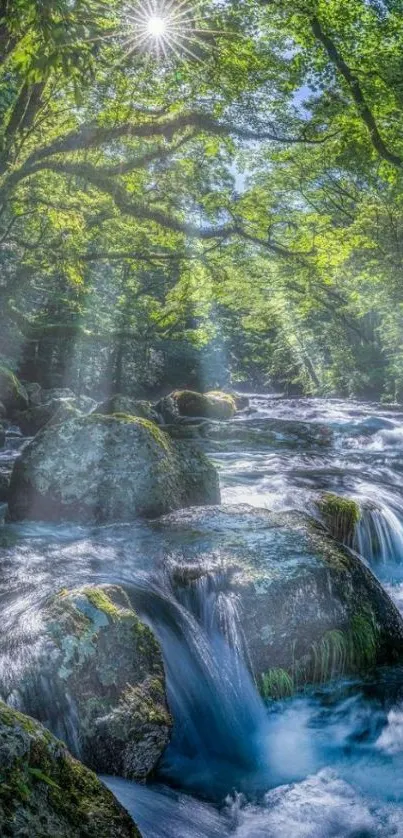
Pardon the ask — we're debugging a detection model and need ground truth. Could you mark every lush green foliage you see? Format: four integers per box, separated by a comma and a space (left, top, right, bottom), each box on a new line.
1, 0, 403, 397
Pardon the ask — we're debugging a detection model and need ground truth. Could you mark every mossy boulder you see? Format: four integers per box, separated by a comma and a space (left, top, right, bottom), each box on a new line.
316, 493, 361, 545
94, 395, 159, 424
155, 505, 403, 697
7, 414, 220, 522
20, 585, 171, 780
156, 390, 236, 423
0, 366, 28, 414
0, 701, 140, 837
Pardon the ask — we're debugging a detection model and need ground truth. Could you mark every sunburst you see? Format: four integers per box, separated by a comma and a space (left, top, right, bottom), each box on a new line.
120, 0, 220, 62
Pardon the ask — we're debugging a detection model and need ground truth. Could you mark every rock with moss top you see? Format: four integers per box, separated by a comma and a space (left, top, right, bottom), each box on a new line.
94, 395, 159, 424
7, 414, 220, 522
316, 492, 361, 544
0, 701, 140, 837
19, 585, 171, 780
156, 390, 236, 423
0, 366, 28, 414
156, 505, 403, 696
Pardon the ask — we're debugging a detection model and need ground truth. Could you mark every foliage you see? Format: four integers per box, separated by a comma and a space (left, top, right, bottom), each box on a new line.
1, 0, 403, 397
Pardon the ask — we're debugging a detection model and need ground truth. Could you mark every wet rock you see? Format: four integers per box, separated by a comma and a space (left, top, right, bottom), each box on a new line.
156, 390, 236, 423
156, 505, 403, 696
0, 701, 140, 837
94, 395, 159, 424
0, 366, 28, 414
21, 585, 171, 780
7, 414, 220, 522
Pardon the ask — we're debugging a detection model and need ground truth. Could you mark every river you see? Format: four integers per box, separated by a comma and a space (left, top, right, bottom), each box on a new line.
2, 395, 403, 837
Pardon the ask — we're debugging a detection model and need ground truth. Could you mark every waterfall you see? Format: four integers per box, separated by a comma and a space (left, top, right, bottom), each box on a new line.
133, 573, 271, 799
354, 496, 403, 567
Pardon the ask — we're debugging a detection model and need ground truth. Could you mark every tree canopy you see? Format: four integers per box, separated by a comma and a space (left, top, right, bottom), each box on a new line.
1, 0, 403, 398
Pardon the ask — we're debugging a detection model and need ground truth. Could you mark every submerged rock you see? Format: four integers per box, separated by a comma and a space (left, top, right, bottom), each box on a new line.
202, 417, 333, 450
0, 701, 140, 837
156, 505, 403, 697
21, 585, 171, 780
7, 414, 220, 522
156, 390, 236, 423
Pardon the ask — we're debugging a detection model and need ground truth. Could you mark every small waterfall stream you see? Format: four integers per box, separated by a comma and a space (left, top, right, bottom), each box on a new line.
4, 395, 403, 835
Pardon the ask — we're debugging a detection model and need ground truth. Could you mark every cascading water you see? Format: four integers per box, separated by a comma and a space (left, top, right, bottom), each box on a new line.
5, 395, 403, 835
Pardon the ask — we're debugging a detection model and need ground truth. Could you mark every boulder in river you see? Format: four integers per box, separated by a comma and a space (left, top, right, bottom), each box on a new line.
156, 390, 236, 423
7, 414, 220, 522
156, 505, 403, 697
22, 585, 171, 780
0, 701, 140, 837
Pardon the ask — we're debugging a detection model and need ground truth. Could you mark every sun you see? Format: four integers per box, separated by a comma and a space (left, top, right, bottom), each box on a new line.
146, 15, 167, 38
121, 0, 220, 62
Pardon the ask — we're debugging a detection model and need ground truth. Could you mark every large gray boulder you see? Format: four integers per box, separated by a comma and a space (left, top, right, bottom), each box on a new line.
156, 505, 403, 697
7, 415, 220, 522
0, 701, 140, 837
17, 585, 171, 780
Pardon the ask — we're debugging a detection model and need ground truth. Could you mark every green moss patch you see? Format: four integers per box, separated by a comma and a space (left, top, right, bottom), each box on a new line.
316, 492, 361, 544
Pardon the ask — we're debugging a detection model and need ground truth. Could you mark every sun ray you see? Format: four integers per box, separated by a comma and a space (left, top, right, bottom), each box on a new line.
120, 0, 221, 61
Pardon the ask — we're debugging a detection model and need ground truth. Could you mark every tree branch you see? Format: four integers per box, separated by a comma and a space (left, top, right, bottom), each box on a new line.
310, 16, 402, 168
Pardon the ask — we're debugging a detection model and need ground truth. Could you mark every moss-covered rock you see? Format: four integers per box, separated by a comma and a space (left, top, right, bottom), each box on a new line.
21, 585, 171, 780
0, 366, 28, 414
156, 505, 403, 696
316, 493, 361, 544
7, 414, 220, 522
0, 701, 140, 837
95, 395, 159, 424
156, 390, 236, 423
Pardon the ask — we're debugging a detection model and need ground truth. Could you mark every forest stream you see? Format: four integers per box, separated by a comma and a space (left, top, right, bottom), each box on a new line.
3, 395, 403, 837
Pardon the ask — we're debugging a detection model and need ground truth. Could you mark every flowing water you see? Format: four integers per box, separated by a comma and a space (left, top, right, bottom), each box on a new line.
3, 396, 403, 835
